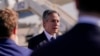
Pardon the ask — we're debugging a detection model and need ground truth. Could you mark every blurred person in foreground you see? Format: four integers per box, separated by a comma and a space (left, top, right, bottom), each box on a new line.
31, 0, 100, 56
0, 8, 32, 56
28, 9, 60, 50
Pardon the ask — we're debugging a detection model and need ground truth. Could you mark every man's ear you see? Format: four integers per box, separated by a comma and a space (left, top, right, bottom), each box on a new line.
13, 28, 17, 34
43, 20, 45, 27
75, 0, 79, 9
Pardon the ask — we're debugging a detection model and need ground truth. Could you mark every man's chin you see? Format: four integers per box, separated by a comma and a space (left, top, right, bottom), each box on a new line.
53, 31, 58, 33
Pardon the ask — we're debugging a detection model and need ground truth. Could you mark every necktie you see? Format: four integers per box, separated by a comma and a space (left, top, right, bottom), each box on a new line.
50, 37, 55, 41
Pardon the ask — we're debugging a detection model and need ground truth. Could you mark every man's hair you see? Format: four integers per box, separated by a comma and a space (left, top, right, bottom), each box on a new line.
42, 9, 59, 20
0, 8, 18, 37
78, 0, 100, 13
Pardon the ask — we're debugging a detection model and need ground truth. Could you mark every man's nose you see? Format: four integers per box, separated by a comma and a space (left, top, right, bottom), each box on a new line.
54, 22, 59, 26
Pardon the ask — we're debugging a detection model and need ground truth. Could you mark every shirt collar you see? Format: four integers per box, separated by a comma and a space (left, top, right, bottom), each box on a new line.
78, 15, 100, 27
44, 30, 56, 41
0, 38, 16, 45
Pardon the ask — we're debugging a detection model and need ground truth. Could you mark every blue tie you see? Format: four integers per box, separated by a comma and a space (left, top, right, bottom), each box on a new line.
50, 37, 55, 41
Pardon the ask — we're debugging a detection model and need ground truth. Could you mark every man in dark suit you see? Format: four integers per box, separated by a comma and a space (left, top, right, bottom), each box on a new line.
0, 8, 32, 56
31, 0, 100, 56
28, 9, 60, 50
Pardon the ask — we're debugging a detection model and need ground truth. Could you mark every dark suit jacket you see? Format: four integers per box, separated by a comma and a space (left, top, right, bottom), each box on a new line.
0, 38, 32, 56
28, 32, 49, 50
31, 23, 100, 56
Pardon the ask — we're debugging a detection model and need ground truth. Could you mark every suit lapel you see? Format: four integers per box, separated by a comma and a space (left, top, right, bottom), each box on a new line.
38, 32, 49, 47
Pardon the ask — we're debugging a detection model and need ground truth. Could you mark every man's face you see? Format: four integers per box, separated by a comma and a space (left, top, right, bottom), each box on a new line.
43, 13, 60, 35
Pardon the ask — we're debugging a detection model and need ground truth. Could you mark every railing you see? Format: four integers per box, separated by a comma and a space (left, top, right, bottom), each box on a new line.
43, 0, 76, 25
35, 0, 77, 26
29, 0, 77, 32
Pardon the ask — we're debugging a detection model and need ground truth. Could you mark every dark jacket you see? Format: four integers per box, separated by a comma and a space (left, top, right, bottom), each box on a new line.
31, 23, 100, 56
28, 32, 49, 50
